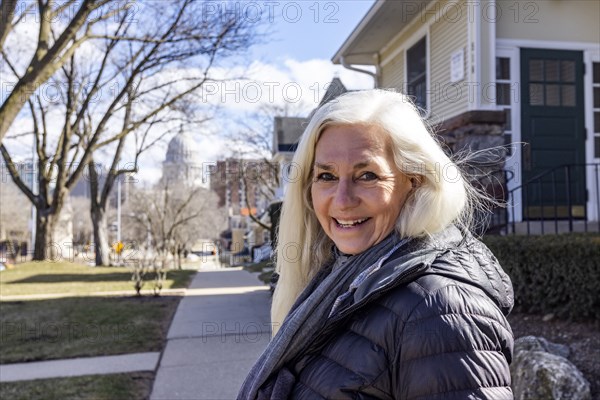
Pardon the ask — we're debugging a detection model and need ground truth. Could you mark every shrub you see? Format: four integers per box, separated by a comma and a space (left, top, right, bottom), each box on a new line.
483, 234, 600, 320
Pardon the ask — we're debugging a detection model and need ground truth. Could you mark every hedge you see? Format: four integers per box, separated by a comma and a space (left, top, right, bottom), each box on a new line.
483, 233, 600, 320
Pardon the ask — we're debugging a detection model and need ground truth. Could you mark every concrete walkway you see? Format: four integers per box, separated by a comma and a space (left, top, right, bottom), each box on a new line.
0, 352, 160, 382
150, 265, 271, 400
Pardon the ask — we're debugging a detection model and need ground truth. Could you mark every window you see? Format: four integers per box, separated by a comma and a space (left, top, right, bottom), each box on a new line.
594, 62, 600, 158
407, 37, 427, 112
528, 59, 576, 107
496, 57, 513, 154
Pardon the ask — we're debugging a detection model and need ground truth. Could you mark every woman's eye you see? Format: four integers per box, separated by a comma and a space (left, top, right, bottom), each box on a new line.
316, 172, 336, 181
358, 172, 378, 181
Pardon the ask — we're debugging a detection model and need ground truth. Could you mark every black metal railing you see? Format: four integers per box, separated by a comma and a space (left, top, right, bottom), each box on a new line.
484, 168, 514, 234
502, 163, 600, 235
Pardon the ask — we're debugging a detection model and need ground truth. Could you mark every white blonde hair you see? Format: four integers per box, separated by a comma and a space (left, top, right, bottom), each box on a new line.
271, 89, 478, 332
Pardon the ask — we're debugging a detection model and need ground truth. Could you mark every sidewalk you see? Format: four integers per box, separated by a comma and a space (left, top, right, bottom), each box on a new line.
0, 352, 160, 382
150, 265, 271, 400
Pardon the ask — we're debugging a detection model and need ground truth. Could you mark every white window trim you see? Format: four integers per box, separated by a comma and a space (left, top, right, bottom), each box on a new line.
585, 52, 600, 221
468, 0, 480, 109
403, 28, 430, 118
496, 38, 599, 52
496, 46, 522, 223
486, 0, 497, 110
585, 52, 600, 163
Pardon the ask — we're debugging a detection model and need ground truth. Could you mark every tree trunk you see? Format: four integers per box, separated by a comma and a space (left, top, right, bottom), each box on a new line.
33, 211, 59, 261
177, 246, 182, 270
91, 205, 111, 266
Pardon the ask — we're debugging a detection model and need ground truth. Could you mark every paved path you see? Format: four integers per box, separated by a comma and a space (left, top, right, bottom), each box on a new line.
0, 352, 160, 382
150, 265, 271, 400
0, 288, 187, 301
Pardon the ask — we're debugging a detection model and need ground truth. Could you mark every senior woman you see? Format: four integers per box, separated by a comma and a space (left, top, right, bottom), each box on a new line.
239, 89, 514, 399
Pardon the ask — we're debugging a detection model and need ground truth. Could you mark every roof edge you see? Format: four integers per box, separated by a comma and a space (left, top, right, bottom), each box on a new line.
331, 0, 384, 64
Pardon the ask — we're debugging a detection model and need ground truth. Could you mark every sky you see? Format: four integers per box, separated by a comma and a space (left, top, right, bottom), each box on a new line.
252, 1, 374, 62
133, 0, 378, 184
1, 1, 378, 186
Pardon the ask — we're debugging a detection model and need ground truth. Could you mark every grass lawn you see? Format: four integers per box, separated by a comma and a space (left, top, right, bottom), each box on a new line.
0, 372, 153, 400
0, 295, 180, 364
0, 261, 195, 364
0, 261, 194, 297
243, 260, 274, 285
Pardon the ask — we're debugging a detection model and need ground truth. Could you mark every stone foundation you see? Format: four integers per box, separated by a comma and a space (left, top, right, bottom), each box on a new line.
435, 110, 508, 233
435, 110, 506, 154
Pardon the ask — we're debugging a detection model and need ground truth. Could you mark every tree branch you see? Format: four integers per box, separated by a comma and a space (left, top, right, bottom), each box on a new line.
0, 144, 37, 204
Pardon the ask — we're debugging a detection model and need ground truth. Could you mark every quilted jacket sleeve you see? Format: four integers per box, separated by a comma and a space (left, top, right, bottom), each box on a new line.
392, 276, 514, 400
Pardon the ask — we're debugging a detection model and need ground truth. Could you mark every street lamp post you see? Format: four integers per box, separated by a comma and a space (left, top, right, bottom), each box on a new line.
116, 177, 122, 264
117, 177, 121, 244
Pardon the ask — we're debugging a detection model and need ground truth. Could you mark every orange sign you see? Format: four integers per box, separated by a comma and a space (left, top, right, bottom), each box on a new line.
240, 207, 257, 216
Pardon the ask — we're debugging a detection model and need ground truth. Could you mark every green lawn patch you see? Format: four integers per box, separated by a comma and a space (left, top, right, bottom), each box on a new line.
0, 261, 195, 297
243, 260, 274, 285
0, 295, 179, 364
0, 261, 196, 364
0, 371, 153, 400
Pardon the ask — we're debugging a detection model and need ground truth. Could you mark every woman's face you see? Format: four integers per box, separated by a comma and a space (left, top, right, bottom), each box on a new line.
310, 124, 413, 255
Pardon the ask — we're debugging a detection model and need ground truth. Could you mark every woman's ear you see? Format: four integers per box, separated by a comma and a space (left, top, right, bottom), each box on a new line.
410, 176, 422, 189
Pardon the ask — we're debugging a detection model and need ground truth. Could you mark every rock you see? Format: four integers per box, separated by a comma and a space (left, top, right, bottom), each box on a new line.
542, 313, 555, 322
511, 337, 591, 400
515, 335, 571, 359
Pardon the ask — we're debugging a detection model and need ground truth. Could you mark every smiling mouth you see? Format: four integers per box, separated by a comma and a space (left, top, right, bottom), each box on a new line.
333, 217, 371, 228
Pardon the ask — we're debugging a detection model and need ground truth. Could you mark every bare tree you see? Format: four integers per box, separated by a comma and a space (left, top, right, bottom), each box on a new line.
129, 182, 225, 269
0, 0, 132, 143
229, 103, 303, 230
1, 0, 257, 261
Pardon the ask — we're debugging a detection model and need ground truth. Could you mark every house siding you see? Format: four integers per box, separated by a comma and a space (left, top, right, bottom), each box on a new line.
380, 51, 404, 89
429, 0, 469, 120
496, 0, 599, 44
379, 0, 470, 120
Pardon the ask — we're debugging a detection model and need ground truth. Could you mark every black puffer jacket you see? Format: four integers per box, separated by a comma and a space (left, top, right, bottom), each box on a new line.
289, 226, 514, 399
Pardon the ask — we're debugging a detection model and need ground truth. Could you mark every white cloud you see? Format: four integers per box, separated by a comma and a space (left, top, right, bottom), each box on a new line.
196, 57, 375, 114
3, 56, 376, 186
123, 57, 376, 186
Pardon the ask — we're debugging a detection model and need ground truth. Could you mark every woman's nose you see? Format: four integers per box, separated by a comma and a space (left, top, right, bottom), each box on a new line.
334, 178, 359, 209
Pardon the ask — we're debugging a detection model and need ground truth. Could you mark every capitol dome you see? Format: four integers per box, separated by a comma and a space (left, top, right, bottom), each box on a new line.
165, 130, 198, 163
161, 129, 204, 187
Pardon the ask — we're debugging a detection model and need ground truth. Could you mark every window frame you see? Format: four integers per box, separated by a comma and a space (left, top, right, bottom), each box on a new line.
592, 61, 600, 159
495, 55, 515, 155
404, 33, 429, 115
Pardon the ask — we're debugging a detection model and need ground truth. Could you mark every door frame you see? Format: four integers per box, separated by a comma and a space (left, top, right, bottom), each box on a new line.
497, 38, 599, 222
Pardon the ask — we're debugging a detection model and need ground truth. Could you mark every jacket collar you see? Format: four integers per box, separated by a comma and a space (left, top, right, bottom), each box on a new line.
350, 225, 514, 316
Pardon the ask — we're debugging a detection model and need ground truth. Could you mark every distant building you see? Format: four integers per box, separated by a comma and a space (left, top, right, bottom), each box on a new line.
272, 77, 352, 201
161, 129, 205, 188
70, 163, 134, 210
0, 158, 32, 243
210, 158, 276, 219
210, 158, 276, 251
272, 116, 306, 200
0, 158, 37, 192
71, 165, 106, 198
318, 76, 349, 106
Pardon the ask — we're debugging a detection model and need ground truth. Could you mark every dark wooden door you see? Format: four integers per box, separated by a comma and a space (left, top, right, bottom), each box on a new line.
520, 48, 586, 219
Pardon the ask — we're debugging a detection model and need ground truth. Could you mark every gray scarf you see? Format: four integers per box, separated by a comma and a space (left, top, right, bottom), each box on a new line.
237, 233, 406, 400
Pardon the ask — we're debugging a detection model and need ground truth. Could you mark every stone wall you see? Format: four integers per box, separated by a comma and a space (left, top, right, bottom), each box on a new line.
435, 110, 508, 233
